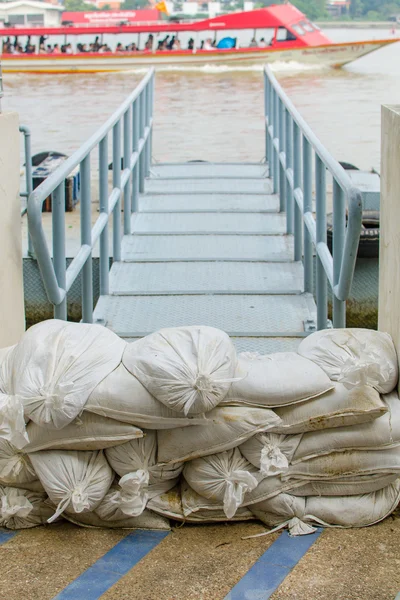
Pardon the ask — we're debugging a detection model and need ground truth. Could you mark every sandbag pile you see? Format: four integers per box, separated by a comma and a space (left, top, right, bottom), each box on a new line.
0, 321, 399, 537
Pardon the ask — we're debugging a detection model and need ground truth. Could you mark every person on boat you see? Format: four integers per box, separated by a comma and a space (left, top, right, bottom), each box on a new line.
259, 37, 266, 47
93, 36, 101, 51
249, 37, 258, 47
39, 43, 47, 55
188, 38, 194, 50
116, 43, 125, 53
65, 44, 73, 55
172, 38, 181, 50
52, 44, 61, 54
145, 34, 154, 50
203, 38, 214, 50
167, 35, 175, 50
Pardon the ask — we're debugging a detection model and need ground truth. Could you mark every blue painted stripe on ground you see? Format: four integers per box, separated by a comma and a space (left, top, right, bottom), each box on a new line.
224, 528, 323, 600
52, 530, 169, 600
0, 530, 17, 545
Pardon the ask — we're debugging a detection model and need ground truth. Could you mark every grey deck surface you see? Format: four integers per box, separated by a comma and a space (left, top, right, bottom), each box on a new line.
131, 212, 286, 234
139, 194, 278, 213
94, 162, 316, 348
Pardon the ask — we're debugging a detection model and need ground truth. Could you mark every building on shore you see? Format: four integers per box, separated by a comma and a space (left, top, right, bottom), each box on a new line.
0, 0, 63, 27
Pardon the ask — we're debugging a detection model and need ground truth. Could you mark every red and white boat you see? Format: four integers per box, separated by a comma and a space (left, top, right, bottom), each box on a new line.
0, 3, 397, 74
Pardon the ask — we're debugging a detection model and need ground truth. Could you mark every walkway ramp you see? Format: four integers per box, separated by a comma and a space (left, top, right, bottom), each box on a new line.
93, 162, 315, 353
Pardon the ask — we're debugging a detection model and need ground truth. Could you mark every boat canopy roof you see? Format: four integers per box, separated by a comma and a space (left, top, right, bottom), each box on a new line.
0, 3, 331, 45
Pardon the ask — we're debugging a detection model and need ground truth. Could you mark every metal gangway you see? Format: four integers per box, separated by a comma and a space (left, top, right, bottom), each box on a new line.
27, 67, 362, 351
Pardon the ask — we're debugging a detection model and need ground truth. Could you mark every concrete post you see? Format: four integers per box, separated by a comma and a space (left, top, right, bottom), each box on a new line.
379, 105, 400, 373
0, 112, 25, 346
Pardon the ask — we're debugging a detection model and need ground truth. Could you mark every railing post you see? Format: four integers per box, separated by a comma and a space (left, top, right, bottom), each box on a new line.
272, 88, 279, 195
52, 183, 67, 320
80, 154, 93, 323
268, 79, 273, 179
145, 83, 151, 177
278, 98, 286, 212
139, 91, 146, 193
123, 107, 132, 235
293, 122, 302, 262
303, 138, 313, 293
113, 119, 122, 262
132, 97, 140, 213
99, 135, 109, 296
315, 154, 327, 330
285, 108, 293, 234
332, 179, 346, 327
22, 128, 35, 258
264, 71, 268, 164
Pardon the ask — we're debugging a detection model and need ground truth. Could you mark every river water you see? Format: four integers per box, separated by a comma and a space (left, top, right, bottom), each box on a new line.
3, 28, 400, 170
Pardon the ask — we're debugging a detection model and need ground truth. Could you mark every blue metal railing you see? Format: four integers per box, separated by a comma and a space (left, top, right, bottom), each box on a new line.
27, 68, 154, 322
264, 66, 363, 329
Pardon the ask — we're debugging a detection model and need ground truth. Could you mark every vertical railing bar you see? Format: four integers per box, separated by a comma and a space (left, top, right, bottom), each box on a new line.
52, 183, 67, 320
22, 128, 35, 258
278, 98, 286, 213
139, 91, 146, 194
123, 107, 132, 235
285, 108, 293, 234
80, 154, 93, 323
315, 154, 327, 330
132, 97, 140, 213
145, 83, 151, 177
113, 120, 122, 262
303, 137, 313, 294
99, 135, 109, 296
268, 81, 274, 180
273, 88, 279, 195
293, 122, 302, 262
264, 71, 268, 164
332, 179, 346, 327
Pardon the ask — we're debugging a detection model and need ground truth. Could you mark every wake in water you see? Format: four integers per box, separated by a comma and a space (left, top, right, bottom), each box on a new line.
98, 61, 329, 76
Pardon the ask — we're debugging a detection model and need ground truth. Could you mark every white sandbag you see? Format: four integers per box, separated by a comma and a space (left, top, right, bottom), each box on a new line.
63, 496, 170, 530
29, 450, 113, 522
0, 393, 29, 449
292, 392, 400, 463
148, 484, 255, 523
222, 352, 333, 408
183, 449, 259, 518
157, 406, 281, 464
298, 328, 398, 394
0, 345, 16, 389
282, 447, 400, 482
105, 432, 183, 517
0, 439, 36, 486
240, 433, 303, 476
122, 326, 237, 415
86, 364, 210, 430
0, 320, 126, 435
24, 412, 143, 453
249, 479, 400, 535
0, 485, 54, 529
288, 474, 400, 496
269, 383, 386, 434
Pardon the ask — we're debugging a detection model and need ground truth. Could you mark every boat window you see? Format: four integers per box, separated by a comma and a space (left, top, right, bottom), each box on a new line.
291, 23, 305, 36
8, 14, 25, 26
300, 20, 315, 33
276, 27, 298, 42
26, 14, 44, 26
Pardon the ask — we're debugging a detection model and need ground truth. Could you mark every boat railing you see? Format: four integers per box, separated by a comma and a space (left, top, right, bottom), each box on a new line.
264, 65, 362, 329
27, 67, 154, 321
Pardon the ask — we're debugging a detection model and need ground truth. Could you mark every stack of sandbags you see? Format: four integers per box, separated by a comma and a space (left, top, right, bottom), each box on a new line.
0, 321, 399, 537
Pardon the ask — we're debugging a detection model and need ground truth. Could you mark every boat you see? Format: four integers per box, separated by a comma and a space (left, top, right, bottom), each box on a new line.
0, 3, 397, 73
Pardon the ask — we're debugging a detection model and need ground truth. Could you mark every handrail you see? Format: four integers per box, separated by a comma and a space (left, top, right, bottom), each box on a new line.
264, 65, 362, 329
27, 67, 155, 321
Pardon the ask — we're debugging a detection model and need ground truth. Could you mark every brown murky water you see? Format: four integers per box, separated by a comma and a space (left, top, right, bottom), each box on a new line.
3, 28, 400, 170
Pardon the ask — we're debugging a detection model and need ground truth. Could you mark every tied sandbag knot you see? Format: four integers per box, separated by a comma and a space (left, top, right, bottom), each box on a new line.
0, 394, 29, 449
260, 441, 289, 477
110, 470, 150, 517
1, 489, 33, 520
223, 470, 258, 519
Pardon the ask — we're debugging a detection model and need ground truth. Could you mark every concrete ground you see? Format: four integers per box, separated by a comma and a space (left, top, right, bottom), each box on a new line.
1, 507, 400, 600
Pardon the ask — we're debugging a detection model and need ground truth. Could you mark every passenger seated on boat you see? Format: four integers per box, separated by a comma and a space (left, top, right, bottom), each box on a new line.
203, 38, 214, 50
65, 44, 73, 54
249, 37, 257, 47
116, 43, 125, 53
145, 34, 154, 50
46, 44, 52, 53
172, 38, 181, 50
93, 36, 101, 51
188, 38, 194, 50
52, 44, 61, 54
259, 37, 267, 47
39, 43, 47, 54
167, 35, 176, 50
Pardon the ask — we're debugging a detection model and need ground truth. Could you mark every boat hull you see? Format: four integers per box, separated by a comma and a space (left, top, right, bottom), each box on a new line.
1, 39, 396, 73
